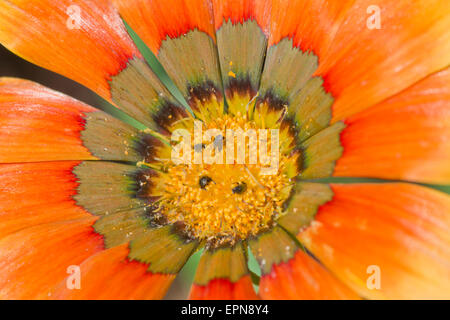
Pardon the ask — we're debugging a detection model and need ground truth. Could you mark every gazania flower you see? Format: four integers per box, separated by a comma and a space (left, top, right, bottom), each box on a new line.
0, 0, 449, 300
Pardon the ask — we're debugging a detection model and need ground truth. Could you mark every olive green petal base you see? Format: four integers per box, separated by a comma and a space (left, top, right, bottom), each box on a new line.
109, 57, 186, 131
249, 226, 298, 275
278, 182, 333, 236
158, 30, 223, 101
73, 161, 155, 248
300, 122, 346, 179
129, 224, 199, 274
216, 19, 267, 97
290, 77, 334, 142
259, 38, 318, 101
81, 111, 155, 162
194, 242, 249, 286
257, 37, 335, 150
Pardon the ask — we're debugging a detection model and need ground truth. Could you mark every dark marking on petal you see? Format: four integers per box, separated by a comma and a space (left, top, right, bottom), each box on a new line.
225, 74, 256, 100
127, 168, 158, 201
187, 80, 223, 110
134, 133, 165, 163
256, 88, 289, 112
151, 100, 189, 135
109, 57, 183, 131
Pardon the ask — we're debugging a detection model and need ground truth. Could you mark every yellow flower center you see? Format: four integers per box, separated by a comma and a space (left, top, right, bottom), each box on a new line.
150, 112, 298, 247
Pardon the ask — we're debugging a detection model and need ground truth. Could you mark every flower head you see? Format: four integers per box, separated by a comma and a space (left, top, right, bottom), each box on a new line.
0, 0, 449, 300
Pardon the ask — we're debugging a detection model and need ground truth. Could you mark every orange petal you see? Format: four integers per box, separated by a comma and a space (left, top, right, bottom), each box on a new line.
0, 161, 93, 238
0, 78, 147, 163
51, 243, 175, 300
0, 0, 141, 101
113, 0, 223, 99
0, 218, 103, 299
299, 183, 450, 299
190, 276, 258, 300
315, 0, 450, 121
0, 78, 94, 162
260, 250, 359, 300
335, 68, 450, 184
